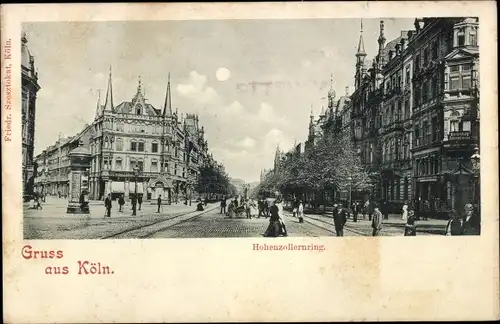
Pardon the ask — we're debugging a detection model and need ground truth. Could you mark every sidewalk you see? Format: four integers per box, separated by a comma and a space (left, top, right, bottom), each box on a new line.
24, 199, 198, 219
24, 202, 219, 240
284, 209, 448, 236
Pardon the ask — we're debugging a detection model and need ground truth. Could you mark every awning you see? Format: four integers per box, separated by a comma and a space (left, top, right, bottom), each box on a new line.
416, 176, 439, 183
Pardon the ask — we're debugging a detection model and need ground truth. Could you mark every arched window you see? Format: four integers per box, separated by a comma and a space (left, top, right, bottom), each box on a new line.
115, 158, 122, 171
116, 138, 123, 151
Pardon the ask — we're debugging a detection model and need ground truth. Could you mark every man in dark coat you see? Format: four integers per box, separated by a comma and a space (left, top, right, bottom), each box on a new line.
380, 200, 389, 220
104, 193, 112, 218
462, 203, 480, 235
118, 194, 125, 213
157, 195, 162, 213
371, 203, 383, 236
351, 201, 359, 222
131, 195, 137, 216
220, 197, 227, 214
138, 194, 143, 211
332, 203, 348, 237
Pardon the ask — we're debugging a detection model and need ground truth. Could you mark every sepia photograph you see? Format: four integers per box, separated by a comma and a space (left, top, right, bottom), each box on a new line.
22, 17, 481, 239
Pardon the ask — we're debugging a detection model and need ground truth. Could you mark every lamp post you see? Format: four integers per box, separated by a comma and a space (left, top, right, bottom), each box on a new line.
132, 163, 139, 216
347, 176, 353, 209
470, 145, 480, 210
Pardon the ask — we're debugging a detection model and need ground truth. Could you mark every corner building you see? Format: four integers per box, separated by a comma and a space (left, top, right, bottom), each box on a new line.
89, 70, 209, 202
21, 32, 41, 195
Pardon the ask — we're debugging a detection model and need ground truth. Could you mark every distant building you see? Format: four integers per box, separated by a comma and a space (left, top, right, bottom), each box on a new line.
21, 32, 41, 195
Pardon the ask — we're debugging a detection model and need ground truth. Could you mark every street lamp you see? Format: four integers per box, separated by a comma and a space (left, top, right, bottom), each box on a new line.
132, 163, 139, 216
347, 176, 353, 209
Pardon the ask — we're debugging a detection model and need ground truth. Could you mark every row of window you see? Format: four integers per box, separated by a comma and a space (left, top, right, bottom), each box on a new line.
92, 158, 187, 177
415, 155, 441, 177
383, 177, 410, 202
413, 117, 441, 147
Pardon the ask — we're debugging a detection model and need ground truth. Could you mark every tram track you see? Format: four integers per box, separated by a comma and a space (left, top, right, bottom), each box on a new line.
283, 211, 369, 236
101, 205, 217, 239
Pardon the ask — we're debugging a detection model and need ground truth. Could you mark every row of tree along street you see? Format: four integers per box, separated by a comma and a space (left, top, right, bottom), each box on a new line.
255, 132, 373, 211
196, 159, 238, 201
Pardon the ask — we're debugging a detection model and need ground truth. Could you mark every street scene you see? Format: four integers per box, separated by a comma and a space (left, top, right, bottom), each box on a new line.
22, 17, 480, 239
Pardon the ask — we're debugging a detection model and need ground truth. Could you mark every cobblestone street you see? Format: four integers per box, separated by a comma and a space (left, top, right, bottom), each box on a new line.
150, 208, 335, 238
23, 197, 217, 239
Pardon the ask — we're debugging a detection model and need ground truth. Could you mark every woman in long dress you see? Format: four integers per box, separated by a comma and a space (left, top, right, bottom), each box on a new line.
263, 202, 281, 237
401, 201, 408, 222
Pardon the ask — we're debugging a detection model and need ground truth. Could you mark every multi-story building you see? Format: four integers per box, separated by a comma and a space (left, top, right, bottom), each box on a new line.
408, 17, 480, 214
88, 70, 209, 202
348, 17, 480, 215
441, 17, 480, 210
33, 128, 93, 197
34, 70, 211, 203
21, 32, 41, 196
379, 29, 412, 210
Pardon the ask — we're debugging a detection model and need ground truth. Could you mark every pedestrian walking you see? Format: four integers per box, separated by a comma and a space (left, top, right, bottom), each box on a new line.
276, 199, 288, 236
228, 200, 234, 218
138, 194, 143, 211
404, 210, 417, 236
263, 201, 281, 237
104, 193, 112, 218
157, 195, 162, 213
298, 200, 304, 223
220, 197, 227, 214
381, 200, 389, 220
118, 194, 125, 213
462, 203, 480, 235
263, 199, 270, 218
204, 196, 208, 206
258, 199, 264, 218
415, 197, 422, 221
371, 203, 383, 236
364, 199, 373, 221
245, 200, 252, 219
445, 209, 463, 236
332, 203, 348, 237
35, 194, 43, 210
131, 195, 137, 216
351, 201, 359, 222
401, 201, 408, 222
422, 200, 429, 221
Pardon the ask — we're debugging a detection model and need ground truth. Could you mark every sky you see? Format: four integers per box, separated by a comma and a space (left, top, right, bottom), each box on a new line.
25, 18, 414, 183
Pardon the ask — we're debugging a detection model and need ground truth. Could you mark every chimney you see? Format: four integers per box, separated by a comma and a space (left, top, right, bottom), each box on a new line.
400, 38, 406, 51
389, 50, 394, 60
408, 30, 413, 40
395, 44, 401, 56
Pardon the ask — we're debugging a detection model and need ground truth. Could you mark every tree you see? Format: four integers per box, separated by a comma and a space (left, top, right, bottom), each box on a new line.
196, 160, 232, 197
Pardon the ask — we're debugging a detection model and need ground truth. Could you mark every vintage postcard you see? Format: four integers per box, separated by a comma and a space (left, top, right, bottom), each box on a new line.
2, 2, 499, 323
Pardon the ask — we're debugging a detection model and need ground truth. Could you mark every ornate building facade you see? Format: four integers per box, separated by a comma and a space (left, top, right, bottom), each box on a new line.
88, 70, 209, 202
35, 70, 212, 203
21, 32, 41, 195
